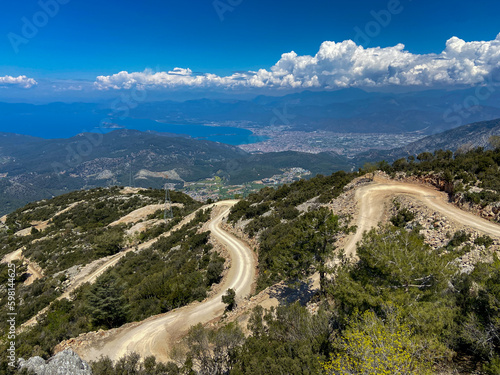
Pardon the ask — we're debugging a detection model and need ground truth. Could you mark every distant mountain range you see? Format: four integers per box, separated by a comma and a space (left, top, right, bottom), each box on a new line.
2, 103, 500, 215
2, 88, 500, 139
358, 118, 500, 163
128, 87, 500, 134
0, 129, 349, 214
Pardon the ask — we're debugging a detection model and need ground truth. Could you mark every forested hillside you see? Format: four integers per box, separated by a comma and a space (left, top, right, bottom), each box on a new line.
0, 187, 229, 371
0, 129, 350, 215
176, 146, 500, 374
379, 142, 500, 213
228, 171, 355, 291
6, 146, 500, 374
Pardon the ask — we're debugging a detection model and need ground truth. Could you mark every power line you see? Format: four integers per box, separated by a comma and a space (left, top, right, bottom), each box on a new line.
164, 183, 173, 220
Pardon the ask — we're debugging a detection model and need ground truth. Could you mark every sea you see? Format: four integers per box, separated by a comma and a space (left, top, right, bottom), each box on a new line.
1, 112, 268, 146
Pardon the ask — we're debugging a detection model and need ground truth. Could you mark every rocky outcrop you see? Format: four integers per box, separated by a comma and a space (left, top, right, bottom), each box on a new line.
18, 349, 92, 374
391, 171, 453, 193
54, 328, 122, 357
449, 192, 500, 221
390, 195, 498, 273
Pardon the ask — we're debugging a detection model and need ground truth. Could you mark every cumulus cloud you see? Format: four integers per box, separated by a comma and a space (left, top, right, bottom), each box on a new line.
95, 34, 500, 90
0, 75, 37, 89
94, 67, 257, 90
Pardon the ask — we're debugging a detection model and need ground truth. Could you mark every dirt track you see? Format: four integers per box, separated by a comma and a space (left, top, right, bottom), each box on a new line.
79, 200, 255, 362
69, 177, 500, 362
13, 201, 82, 237
1, 248, 44, 286
345, 176, 500, 257
19, 202, 218, 331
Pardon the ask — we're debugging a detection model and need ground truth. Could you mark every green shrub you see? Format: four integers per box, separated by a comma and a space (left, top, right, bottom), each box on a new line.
390, 208, 415, 228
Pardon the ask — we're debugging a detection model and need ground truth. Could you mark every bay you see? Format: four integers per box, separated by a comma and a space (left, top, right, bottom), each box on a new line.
1, 112, 267, 145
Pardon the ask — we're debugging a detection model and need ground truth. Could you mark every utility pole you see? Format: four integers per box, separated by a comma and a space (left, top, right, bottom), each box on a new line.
164, 182, 173, 220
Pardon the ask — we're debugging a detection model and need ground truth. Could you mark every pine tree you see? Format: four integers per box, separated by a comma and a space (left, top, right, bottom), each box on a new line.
86, 273, 128, 328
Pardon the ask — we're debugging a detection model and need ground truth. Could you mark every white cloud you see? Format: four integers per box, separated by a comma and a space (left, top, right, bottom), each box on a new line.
94, 68, 258, 90
95, 34, 500, 90
0, 75, 37, 89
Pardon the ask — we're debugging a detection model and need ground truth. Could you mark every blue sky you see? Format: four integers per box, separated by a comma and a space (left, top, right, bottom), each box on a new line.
1, 0, 500, 101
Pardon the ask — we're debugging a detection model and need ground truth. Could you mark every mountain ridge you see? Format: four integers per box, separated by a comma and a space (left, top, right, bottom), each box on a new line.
358, 118, 500, 163
3, 87, 500, 138
0, 129, 350, 215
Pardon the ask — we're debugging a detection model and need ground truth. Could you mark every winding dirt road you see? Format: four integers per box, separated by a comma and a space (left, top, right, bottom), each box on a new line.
71, 176, 500, 363
1, 248, 44, 286
345, 176, 500, 257
80, 200, 255, 363
20, 202, 221, 331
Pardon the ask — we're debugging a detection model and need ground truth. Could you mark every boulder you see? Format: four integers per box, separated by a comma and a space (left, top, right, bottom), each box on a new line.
18, 349, 92, 375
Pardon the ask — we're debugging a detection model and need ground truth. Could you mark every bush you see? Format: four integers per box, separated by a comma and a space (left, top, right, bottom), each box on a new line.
447, 230, 470, 248
390, 208, 415, 228
222, 288, 236, 311
475, 235, 494, 248
323, 308, 432, 375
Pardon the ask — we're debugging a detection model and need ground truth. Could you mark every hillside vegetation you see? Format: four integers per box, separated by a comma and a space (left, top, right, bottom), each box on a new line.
6, 146, 500, 374
0, 187, 230, 367
0, 129, 350, 215
381, 142, 500, 210
165, 146, 500, 374
228, 171, 355, 291
82, 223, 500, 374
